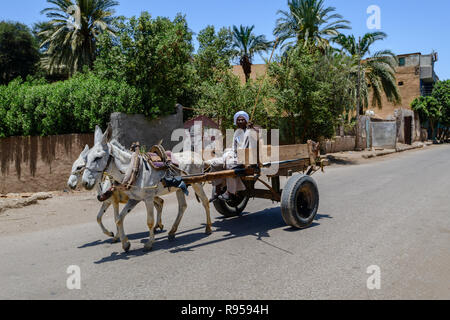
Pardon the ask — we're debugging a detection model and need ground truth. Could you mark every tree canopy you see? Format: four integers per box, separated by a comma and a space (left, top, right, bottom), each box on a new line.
0, 21, 40, 85
94, 12, 193, 118
269, 46, 353, 143
274, 0, 351, 51
333, 32, 401, 112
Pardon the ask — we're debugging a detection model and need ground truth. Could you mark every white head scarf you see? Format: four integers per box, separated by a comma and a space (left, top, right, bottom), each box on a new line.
234, 111, 250, 126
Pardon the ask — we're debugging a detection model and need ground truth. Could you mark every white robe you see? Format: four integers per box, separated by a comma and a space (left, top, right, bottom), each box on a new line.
208, 128, 254, 195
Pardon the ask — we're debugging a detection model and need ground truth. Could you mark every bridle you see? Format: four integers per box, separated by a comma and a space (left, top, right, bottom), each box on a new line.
93, 145, 160, 192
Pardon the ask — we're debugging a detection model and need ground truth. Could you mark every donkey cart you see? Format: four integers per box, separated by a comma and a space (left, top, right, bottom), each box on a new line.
181, 141, 328, 229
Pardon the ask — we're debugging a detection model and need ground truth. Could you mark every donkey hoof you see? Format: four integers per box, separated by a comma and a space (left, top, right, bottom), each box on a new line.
144, 244, 153, 252
154, 226, 164, 234
168, 234, 176, 242
108, 232, 115, 238
123, 242, 131, 253
205, 228, 213, 235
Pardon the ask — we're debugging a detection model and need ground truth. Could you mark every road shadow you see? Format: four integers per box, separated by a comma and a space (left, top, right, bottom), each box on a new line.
92, 207, 332, 264
79, 226, 203, 249
326, 155, 358, 166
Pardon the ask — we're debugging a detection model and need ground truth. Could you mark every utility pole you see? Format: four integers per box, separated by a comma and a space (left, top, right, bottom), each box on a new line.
355, 37, 362, 151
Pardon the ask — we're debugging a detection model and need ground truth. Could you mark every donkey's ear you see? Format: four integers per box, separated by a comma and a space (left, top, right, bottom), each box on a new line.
94, 125, 103, 145
81, 145, 90, 156
102, 124, 113, 144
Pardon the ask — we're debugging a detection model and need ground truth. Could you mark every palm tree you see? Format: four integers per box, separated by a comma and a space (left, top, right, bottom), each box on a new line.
231, 25, 272, 83
39, 0, 118, 76
333, 32, 401, 112
274, 0, 351, 52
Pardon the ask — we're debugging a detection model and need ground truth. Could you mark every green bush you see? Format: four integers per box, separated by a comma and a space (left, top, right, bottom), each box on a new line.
0, 73, 141, 137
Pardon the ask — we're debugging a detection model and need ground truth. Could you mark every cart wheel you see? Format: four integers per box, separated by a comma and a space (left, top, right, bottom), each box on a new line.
281, 174, 319, 229
213, 193, 249, 218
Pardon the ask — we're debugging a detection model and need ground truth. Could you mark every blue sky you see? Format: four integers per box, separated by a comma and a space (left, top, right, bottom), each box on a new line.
1, 0, 448, 79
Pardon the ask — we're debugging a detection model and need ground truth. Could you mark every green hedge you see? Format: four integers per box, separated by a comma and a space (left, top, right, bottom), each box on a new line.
0, 73, 142, 137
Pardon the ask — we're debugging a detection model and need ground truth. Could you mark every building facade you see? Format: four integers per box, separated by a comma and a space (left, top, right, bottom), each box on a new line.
366, 52, 439, 144
366, 52, 439, 119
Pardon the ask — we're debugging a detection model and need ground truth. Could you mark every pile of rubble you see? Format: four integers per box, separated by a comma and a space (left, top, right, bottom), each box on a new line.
0, 192, 54, 214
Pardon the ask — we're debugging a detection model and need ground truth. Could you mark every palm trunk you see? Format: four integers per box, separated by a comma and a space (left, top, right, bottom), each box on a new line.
430, 119, 436, 142
355, 40, 362, 149
241, 55, 252, 83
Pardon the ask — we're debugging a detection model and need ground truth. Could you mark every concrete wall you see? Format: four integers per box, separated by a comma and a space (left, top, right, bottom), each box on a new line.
0, 134, 94, 194
232, 64, 268, 84
370, 122, 397, 149
420, 55, 433, 67
356, 116, 370, 150
395, 108, 420, 143
110, 104, 184, 151
321, 136, 356, 154
402, 54, 420, 67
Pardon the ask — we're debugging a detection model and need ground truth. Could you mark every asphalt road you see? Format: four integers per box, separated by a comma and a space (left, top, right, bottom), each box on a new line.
0, 145, 449, 300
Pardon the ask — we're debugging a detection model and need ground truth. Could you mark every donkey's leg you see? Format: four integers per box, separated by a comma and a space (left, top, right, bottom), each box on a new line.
168, 190, 188, 241
153, 196, 164, 232
144, 197, 156, 252
116, 199, 140, 252
97, 202, 114, 238
192, 183, 213, 235
111, 199, 121, 243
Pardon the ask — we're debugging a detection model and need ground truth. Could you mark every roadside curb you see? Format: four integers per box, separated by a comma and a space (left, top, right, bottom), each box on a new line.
327, 141, 432, 164
362, 150, 397, 159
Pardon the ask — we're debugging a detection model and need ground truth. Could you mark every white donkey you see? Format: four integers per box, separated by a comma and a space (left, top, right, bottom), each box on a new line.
81, 126, 212, 252
67, 127, 164, 242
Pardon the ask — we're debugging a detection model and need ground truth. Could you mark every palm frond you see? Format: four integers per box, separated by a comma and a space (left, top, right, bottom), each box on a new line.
38, 0, 118, 76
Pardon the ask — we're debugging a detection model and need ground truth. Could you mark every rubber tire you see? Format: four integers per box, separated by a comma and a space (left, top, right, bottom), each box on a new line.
281, 174, 319, 229
213, 194, 250, 218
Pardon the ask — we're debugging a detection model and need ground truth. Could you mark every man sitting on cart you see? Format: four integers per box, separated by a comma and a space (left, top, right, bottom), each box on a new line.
208, 111, 257, 202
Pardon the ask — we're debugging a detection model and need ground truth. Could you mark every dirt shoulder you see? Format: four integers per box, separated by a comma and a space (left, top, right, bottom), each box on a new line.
0, 191, 100, 237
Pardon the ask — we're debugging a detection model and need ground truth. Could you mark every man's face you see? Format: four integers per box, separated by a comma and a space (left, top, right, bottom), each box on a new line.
237, 116, 247, 129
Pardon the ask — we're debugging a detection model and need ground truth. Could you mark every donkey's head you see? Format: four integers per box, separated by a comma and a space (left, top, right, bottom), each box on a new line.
67, 145, 90, 190
67, 126, 107, 190
82, 125, 112, 191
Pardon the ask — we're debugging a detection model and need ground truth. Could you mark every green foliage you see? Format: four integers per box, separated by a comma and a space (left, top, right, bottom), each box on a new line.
0, 73, 140, 137
411, 95, 441, 140
411, 96, 441, 125
269, 46, 351, 143
0, 21, 40, 85
194, 69, 276, 131
412, 81, 450, 141
94, 12, 194, 118
181, 25, 234, 112
194, 26, 234, 81
432, 80, 450, 127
